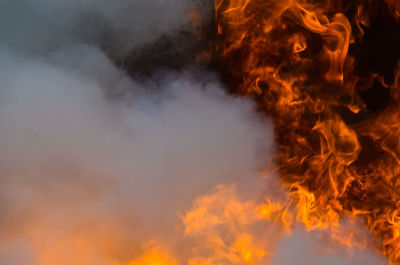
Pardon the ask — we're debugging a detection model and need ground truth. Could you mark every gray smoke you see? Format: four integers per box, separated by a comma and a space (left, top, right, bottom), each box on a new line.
0, 0, 389, 265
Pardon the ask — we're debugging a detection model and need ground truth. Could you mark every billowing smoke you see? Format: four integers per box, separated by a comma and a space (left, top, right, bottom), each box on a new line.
0, 0, 390, 264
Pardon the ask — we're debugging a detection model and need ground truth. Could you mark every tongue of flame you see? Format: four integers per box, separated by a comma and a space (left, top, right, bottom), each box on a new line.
215, 0, 400, 263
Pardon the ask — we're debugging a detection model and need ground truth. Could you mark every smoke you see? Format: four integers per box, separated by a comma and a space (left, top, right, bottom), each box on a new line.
273, 228, 387, 265
0, 1, 273, 263
0, 47, 274, 262
0, 0, 201, 57
0, 0, 390, 264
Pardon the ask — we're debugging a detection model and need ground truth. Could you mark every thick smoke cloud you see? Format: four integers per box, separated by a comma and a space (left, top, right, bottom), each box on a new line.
0, 1, 273, 263
0, 0, 389, 264
0, 46, 274, 263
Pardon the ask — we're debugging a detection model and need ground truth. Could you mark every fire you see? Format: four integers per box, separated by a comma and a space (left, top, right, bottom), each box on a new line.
182, 184, 287, 265
3, 0, 398, 264
215, 0, 400, 263
126, 244, 176, 265
18, 184, 289, 265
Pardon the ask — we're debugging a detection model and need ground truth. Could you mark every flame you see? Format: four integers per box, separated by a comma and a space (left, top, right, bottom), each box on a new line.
215, 0, 400, 263
126, 244, 176, 265
9, 182, 292, 265
182, 184, 288, 265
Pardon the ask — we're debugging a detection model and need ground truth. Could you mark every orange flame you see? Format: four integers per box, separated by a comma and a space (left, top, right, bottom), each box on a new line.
11, 183, 292, 265
182, 184, 288, 265
215, 0, 400, 263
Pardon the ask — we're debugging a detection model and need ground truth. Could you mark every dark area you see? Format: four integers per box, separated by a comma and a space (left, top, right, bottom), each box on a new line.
122, 30, 211, 76
121, 3, 217, 78
348, 0, 400, 114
